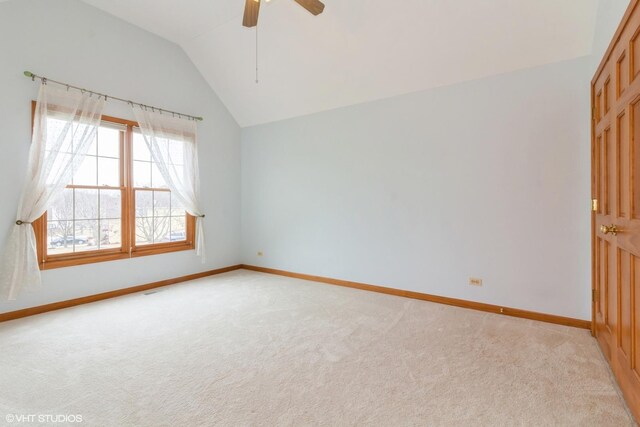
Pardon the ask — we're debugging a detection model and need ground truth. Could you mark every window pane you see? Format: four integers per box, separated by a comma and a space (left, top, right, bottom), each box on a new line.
73, 156, 97, 186
154, 139, 170, 160
133, 161, 151, 188
47, 220, 74, 254
135, 191, 153, 217
99, 219, 121, 250
45, 152, 73, 186
98, 157, 120, 187
99, 189, 121, 219
136, 218, 153, 245
74, 220, 98, 252
151, 163, 167, 188
154, 216, 170, 243
45, 118, 73, 153
168, 140, 184, 165
171, 163, 185, 179
170, 194, 186, 216
84, 135, 98, 157
170, 216, 186, 242
49, 188, 74, 221
97, 127, 120, 158
133, 132, 151, 161
154, 191, 171, 217
74, 189, 98, 220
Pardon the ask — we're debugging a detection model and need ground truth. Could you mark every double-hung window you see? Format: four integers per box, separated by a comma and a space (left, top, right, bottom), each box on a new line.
33, 108, 195, 270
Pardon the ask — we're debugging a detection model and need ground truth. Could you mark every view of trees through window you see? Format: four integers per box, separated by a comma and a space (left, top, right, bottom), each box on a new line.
132, 132, 187, 245
47, 188, 121, 254
47, 125, 123, 255
44, 121, 189, 257
134, 191, 187, 245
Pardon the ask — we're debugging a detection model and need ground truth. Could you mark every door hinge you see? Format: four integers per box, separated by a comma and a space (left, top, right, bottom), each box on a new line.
592, 199, 598, 212
592, 288, 597, 303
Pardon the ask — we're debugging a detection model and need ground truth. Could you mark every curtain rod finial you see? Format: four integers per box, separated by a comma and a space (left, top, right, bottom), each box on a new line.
23, 71, 34, 78
196, 117, 204, 122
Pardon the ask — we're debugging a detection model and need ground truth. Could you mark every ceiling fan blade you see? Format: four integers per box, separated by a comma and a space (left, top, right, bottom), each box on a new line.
243, 0, 260, 28
294, 0, 325, 16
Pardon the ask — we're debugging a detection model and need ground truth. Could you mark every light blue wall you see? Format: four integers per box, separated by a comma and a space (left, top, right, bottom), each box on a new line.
241, 57, 594, 319
0, 0, 241, 313
240, 0, 630, 322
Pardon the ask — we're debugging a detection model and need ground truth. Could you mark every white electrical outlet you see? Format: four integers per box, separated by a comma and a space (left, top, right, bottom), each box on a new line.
469, 277, 482, 286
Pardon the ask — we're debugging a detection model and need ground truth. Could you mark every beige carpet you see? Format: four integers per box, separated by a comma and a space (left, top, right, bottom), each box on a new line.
0, 270, 635, 426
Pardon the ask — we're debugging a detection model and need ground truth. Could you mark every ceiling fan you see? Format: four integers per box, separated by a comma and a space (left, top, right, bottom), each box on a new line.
243, 0, 325, 27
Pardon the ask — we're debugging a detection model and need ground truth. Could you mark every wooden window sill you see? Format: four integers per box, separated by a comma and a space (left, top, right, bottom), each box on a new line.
131, 241, 196, 258
40, 241, 195, 270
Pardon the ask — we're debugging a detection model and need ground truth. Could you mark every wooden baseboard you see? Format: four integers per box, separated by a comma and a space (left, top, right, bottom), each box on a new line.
0, 263, 591, 330
0, 265, 243, 323
241, 265, 592, 330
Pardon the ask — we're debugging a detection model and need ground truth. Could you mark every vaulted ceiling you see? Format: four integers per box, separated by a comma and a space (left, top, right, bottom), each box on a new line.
82, 0, 599, 127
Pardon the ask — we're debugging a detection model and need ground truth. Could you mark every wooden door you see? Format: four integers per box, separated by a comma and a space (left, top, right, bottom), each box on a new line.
592, 0, 640, 420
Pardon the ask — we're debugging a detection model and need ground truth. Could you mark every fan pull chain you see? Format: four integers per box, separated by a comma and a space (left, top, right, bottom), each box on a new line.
255, 24, 259, 84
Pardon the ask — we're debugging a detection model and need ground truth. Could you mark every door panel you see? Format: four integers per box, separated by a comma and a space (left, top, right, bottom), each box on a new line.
606, 128, 614, 215
593, 0, 640, 420
633, 100, 640, 218
617, 51, 629, 99
605, 78, 612, 114
596, 237, 603, 317
617, 110, 629, 218
634, 258, 640, 376
632, 28, 640, 80
617, 249, 631, 360
607, 240, 616, 335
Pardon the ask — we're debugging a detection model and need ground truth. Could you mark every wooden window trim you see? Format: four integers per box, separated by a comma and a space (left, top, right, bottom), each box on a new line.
31, 103, 195, 270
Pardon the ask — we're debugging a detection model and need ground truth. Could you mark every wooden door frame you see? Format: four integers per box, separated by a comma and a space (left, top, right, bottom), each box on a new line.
591, 78, 596, 337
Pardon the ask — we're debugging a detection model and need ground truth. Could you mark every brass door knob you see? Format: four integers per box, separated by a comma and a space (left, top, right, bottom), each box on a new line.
600, 224, 619, 235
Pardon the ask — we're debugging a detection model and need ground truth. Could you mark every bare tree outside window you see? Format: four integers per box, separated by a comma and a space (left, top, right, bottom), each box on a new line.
35, 115, 194, 269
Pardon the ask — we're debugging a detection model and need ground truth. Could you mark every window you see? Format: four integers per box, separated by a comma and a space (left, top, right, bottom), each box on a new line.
132, 131, 189, 246
33, 107, 195, 270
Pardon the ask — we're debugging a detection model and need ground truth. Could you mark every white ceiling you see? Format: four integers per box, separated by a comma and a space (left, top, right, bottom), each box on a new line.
82, 0, 599, 127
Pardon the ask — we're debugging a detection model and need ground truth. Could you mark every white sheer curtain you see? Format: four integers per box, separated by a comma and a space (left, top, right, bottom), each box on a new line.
132, 108, 205, 261
0, 84, 104, 300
